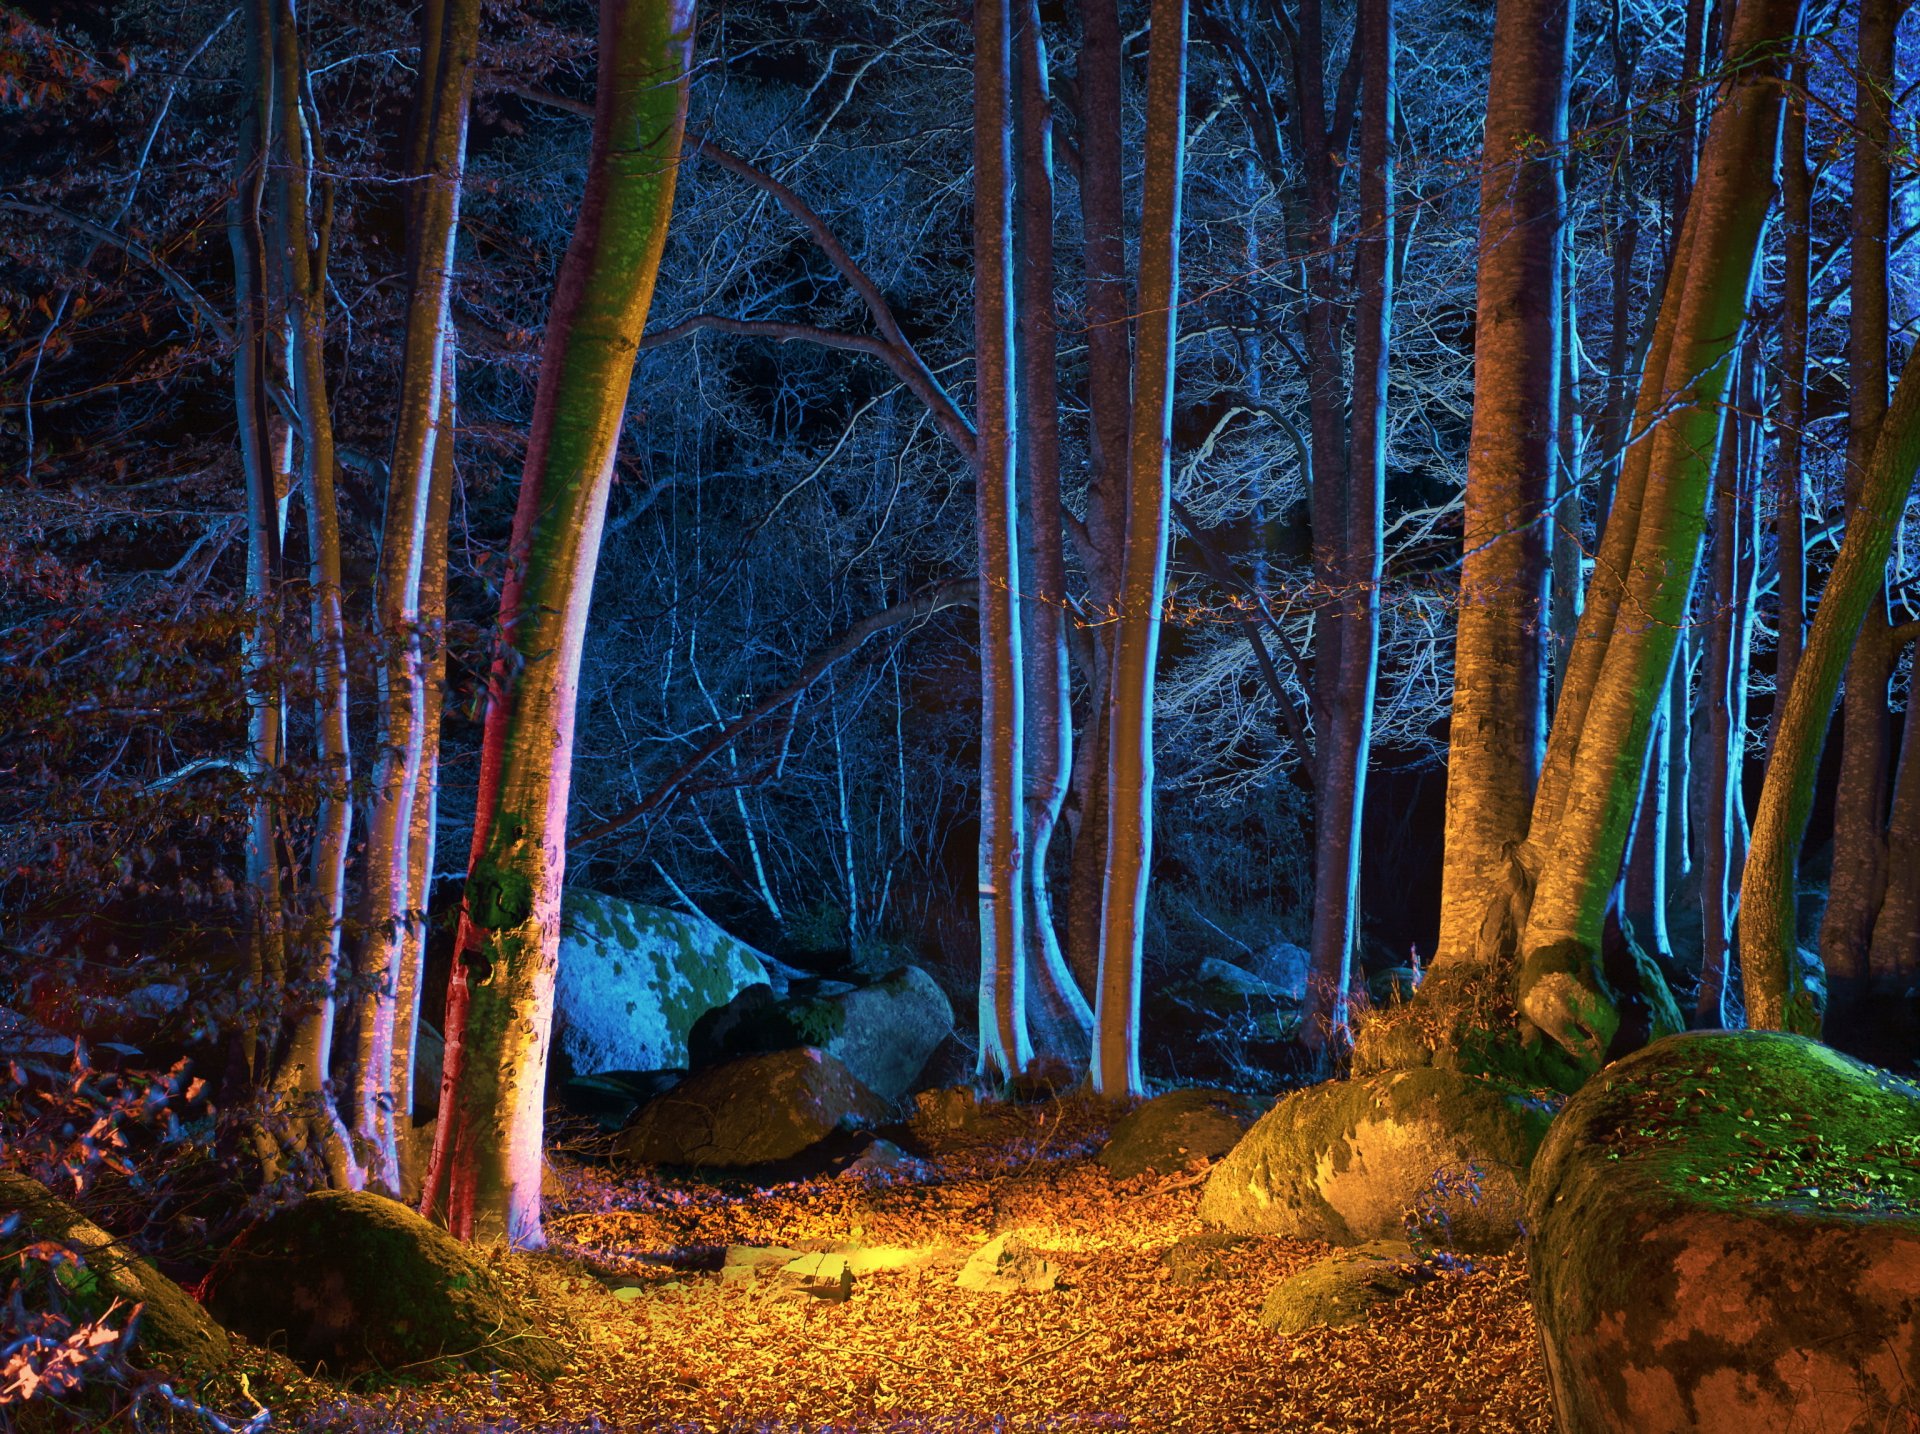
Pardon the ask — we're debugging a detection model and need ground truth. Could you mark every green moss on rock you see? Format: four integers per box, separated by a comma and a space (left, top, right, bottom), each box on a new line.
1528, 1031, 1920, 1432
1258, 1240, 1432, 1334
1198, 1068, 1559, 1251
204, 1191, 562, 1380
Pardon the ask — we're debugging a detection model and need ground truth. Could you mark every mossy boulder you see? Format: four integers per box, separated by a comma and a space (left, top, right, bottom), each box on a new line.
614, 1046, 887, 1167
1528, 1031, 1920, 1433
1198, 1068, 1558, 1251
1258, 1240, 1432, 1334
0, 1170, 230, 1373
204, 1190, 562, 1379
688, 966, 952, 1100
554, 890, 772, 1077
1099, 1088, 1265, 1180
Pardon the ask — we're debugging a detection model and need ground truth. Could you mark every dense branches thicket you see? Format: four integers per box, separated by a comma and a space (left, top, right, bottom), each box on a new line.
6, 0, 1920, 1423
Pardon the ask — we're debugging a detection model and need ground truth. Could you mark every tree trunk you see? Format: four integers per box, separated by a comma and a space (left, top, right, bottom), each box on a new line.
1770, 52, 1809, 744
1012, 0, 1092, 1061
355, 0, 480, 1196
972, 0, 1032, 1083
1304, 0, 1393, 1046
1822, 0, 1897, 1017
1434, 0, 1569, 969
421, 0, 695, 1246
1094, 0, 1187, 1098
1740, 348, 1920, 1031
1870, 636, 1920, 991
1517, 0, 1801, 1066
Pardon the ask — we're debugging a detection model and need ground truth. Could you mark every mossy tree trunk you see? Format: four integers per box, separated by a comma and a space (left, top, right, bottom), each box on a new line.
421, 0, 695, 1246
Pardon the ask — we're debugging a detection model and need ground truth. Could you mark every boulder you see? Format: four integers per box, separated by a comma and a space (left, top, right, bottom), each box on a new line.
1528, 1031, 1920, 1434
0, 1170, 230, 1373
1199, 1068, 1558, 1252
204, 1190, 561, 1378
1366, 966, 1422, 1008
613, 1047, 887, 1167
912, 1085, 987, 1137
1099, 1088, 1265, 1180
1247, 940, 1312, 1001
779, 1252, 853, 1302
555, 890, 773, 1077
956, 1233, 1058, 1293
688, 966, 953, 1101
1259, 1240, 1432, 1334
1193, 958, 1292, 1000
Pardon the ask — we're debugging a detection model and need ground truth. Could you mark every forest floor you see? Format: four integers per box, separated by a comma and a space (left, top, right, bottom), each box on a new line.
274, 1098, 1554, 1433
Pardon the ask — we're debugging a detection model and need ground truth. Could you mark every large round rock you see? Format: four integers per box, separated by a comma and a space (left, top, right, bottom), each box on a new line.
554, 890, 773, 1077
1528, 1031, 1920, 1433
1099, 1088, 1265, 1180
205, 1190, 561, 1378
1199, 1068, 1557, 1251
615, 1046, 887, 1167
0, 1170, 230, 1373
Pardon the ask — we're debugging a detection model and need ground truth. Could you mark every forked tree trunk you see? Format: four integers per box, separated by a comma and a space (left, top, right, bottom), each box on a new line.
973, 0, 1032, 1082
1433, 0, 1569, 973
1093, 0, 1187, 1098
421, 0, 695, 1245
1012, 0, 1092, 1060
1516, 0, 1801, 1065
1822, 0, 1897, 1017
355, 0, 480, 1195
1741, 345, 1920, 1031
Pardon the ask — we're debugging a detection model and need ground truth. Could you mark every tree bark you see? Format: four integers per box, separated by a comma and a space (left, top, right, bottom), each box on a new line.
1012, 0, 1092, 1060
1517, 0, 1801, 1066
1770, 52, 1809, 744
1094, 0, 1187, 1098
1434, 0, 1569, 970
421, 0, 695, 1246
1822, 0, 1897, 1016
356, 0, 481, 1196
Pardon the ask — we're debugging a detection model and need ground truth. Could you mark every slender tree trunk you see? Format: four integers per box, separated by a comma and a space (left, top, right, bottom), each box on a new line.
421, 0, 695, 1245
1623, 674, 1673, 961
1516, 0, 1801, 1065
1696, 359, 1745, 1028
1434, 0, 1569, 970
1012, 0, 1092, 1060
1094, 0, 1187, 1098
1771, 53, 1809, 745
1871, 637, 1920, 990
393, 338, 456, 1198
268, 0, 356, 1190
1304, 0, 1393, 1046
1741, 347, 1920, 1032
355, 0, 481, 1195
1061, 0, 1129, 1013
973, 0, 1032, 1082
229, 0, 285, 1081
1551, 250, 1584, 698
1822, 0, 1897, 1016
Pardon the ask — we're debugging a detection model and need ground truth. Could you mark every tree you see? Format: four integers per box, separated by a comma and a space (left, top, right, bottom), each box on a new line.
421, 0, 697, 1246
1093, 0, 1188, 1098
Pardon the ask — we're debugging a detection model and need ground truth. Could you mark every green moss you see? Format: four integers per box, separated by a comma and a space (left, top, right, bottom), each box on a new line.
1258, 1240, 1431, 1334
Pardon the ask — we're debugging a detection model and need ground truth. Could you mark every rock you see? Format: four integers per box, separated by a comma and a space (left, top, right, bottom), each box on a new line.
780, 1252, 853, 1302
1528, 1030, 1920, 1433
1099, 1088, 1265, 1180
614, 1047, 887, 1167
562, 1068, 686, 1129
1193, 959, 1292, 1000
912, 1085, 982, 1135
204, 1190, 561, 1378
1259, 1240, 1432, 1334
689, 966, 953, 1102
719, 1245, 804, 1286
1199, 1068, 1559, 1252
837, 1138, 925, 1182
1366, 967, 1422, 1008
555, 890, 773, 1077
956, 1233, 1059, 1293
1162, 1232, 1248, 1286
1247, 940, 1312, 1001
0, 1170, 230, 1373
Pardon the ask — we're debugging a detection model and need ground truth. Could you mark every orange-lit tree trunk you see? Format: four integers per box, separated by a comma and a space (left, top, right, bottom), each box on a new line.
1093, 0, 1186, 1098
1433, 0, 1569, 975
973, 0, 1032, 1082
1516, 0, 1800, 1066
355, 0, 481, 1195
1822, 0, 1897, 1019
1012, 0, 1092, 1061
421, 0, 695, 1246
